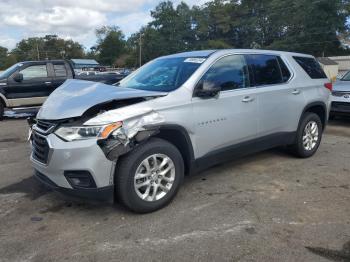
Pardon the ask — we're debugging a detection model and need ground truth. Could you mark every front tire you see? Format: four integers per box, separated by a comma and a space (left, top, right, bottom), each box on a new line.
291, 112, 323, 158
115, 138, 184, 213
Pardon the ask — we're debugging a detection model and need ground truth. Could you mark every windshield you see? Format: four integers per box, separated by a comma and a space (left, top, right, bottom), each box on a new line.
0, 63, 22, 78
341, 71, 350, 81
118, 57, 206, 92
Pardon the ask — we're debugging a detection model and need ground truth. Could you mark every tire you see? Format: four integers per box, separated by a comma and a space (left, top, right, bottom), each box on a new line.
291, 112, 323, 158
0, 102, 4, 121
115, 138, 184, 213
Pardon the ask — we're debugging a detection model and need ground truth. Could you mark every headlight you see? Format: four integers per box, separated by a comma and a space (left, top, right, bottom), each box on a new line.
55, 122, 122, 142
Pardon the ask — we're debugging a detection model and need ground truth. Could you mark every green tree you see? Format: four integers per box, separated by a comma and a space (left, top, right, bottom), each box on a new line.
132, 0, 350, 61
0, 46, 8, 70
192, 0, 233, 49
95, 26, 126, 66
0, 47, 17, 70
126, 1, 199, 66
264, 0, 349, 56
150, 1, 196, 53
11, 35, 84, 61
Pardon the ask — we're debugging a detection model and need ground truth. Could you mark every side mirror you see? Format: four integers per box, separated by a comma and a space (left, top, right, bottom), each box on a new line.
195, 80, 221, 98
13, 72, 23, 82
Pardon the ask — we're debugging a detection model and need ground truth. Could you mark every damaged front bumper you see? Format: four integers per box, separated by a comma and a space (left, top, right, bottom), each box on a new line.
30, 132, 116, 202
30, 110, 165, 202
34, 171, 114, 202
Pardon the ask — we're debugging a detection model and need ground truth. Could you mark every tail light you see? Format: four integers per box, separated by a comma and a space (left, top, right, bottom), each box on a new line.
324, 83, 333, 92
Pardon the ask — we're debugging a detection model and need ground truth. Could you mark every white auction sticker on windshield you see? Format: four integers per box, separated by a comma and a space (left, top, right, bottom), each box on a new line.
184, 58, 206, 64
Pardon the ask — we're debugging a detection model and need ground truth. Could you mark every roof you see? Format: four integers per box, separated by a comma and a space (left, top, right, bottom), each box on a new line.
161, 49, 314, 59
20, 60, 65, 64
317, 57, 338, 66
70, 59, 99, 65
162, 50, 217, 58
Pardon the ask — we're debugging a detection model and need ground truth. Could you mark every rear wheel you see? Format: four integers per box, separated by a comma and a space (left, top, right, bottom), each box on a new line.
115, 138, 184, 213
291, 112, 323, 158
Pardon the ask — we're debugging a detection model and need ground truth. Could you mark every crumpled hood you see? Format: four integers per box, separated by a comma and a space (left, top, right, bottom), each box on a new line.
37, 79, 167, 120
333, 80, 350, 92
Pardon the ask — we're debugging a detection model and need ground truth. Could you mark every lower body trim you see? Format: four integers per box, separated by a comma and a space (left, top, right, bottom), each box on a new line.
34, 171, 114, 203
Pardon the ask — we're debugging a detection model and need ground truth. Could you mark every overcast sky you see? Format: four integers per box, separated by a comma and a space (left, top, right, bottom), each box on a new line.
0, 0, 209, 51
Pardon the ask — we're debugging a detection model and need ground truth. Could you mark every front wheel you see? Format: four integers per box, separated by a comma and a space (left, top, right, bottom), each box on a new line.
291, 112, 323, 158
115, 138, 184, 213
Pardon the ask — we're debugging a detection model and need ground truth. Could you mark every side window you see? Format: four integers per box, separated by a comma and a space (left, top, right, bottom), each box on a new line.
246, 55, 283, 86
200, 55, 249, 91
53, 64, 67, 77
20, 65, 48, 80
277, 57, 291, 82
293, 56, 327, 79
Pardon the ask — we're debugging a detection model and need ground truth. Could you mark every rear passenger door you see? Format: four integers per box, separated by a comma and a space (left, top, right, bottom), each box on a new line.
192, 54, 258, 158
245, 54, 304, 137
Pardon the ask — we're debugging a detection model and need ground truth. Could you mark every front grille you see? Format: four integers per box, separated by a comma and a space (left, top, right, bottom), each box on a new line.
32, 132, 50, 164
36, 120, 56, 133
331, 102, 350, 112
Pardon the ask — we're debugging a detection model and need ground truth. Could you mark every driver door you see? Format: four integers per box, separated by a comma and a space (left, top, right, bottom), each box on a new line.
6, 63, 52, 107
192, 54, 258, 158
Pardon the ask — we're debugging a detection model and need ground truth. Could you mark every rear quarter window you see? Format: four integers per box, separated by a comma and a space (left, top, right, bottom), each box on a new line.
53, 64, 68, 77
277, 57, 291, 82
293, 56, 327, 79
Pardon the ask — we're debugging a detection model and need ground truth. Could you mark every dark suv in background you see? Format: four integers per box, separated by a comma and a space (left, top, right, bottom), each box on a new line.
0, 60, 124, 119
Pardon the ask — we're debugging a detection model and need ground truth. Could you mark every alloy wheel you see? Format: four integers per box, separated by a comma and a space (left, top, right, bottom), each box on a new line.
134, 154, 176, 202
302, 121, 319, 151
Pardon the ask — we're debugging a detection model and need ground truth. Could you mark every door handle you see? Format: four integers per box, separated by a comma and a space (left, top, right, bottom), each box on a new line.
242, 96, 255, 103
45, 81, 52, 85
292, 89, 301, 95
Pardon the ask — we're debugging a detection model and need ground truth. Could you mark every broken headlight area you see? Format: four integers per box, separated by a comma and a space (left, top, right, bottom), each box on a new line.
98, 128, 160, 161
97, 111, 165, 161
54, 122, 122, 142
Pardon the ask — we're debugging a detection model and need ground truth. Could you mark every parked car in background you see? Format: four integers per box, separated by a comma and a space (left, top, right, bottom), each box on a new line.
0, 60, 126, 120
77, 71, 98, 76
29, 49, 331, 213
118, 68, 132, 75
331, 71, 350, 118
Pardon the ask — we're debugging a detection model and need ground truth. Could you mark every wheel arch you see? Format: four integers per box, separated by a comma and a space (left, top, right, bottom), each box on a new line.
300, 102, 327, 130
0, 93, 8, 107
152, 124, 195, 175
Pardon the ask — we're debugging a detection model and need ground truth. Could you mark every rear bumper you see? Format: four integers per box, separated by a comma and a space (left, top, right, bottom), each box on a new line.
34, 171, 114, 202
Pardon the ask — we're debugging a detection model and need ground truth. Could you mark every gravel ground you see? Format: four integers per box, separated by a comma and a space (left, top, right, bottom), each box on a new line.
0, 117, 349, 262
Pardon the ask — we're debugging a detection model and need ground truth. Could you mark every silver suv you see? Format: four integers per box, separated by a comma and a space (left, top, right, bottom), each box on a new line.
30, 50, 331, 213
